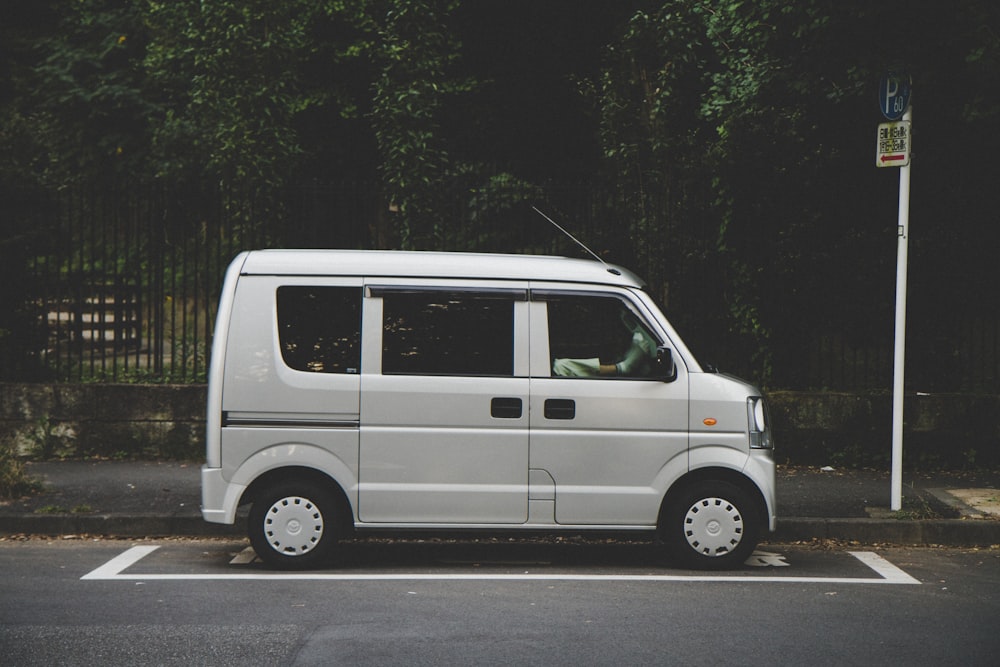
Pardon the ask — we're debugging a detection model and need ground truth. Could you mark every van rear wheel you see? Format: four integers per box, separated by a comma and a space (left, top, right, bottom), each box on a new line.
664, 480, 760, 570
248, 481, 338, 569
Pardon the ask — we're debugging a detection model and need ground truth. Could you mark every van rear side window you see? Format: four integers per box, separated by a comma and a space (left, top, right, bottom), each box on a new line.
381, 292, 514, 376
276, 286, 361, 373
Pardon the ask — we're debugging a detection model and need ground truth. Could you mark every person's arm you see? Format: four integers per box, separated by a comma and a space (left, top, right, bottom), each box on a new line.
553, 357, 601, 376
612, 332, 655, 376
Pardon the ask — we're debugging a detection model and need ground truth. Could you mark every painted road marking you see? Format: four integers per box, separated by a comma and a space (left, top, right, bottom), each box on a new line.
80, 545, 160, 580
849, 551, 921, 584
745, 550, 790, 567
229, 547, 259, 565
228, 548, 797, 568
82, 546, 921, 584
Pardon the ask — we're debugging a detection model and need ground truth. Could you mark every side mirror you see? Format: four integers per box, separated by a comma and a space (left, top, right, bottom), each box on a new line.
655, 346, 678, 382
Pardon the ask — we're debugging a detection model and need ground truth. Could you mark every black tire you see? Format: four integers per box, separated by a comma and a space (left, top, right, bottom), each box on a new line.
663, 480, 760, 570
248, 480, 339, 569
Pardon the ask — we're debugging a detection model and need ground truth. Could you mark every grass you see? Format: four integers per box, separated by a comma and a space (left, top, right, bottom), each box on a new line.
33, 504, 95, 514
0, 446, 42, 499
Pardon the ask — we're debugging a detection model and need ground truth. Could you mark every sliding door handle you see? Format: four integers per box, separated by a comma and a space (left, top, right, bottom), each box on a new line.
544, 398, 576, 420
491, 397, 523, 419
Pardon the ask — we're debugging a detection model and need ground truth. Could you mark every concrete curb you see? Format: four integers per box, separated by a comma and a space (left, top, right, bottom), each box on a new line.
3, 514, 1000, 546
772, 517, 1000, 547
0, 515, 243, 537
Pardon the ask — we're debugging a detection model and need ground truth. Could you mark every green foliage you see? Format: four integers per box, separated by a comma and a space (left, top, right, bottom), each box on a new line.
459, 172, 544, 251
26, 416, 74, 460
1, 0, 999, 390
33, 503, 94, 514
0, 444, 42, 499
580, 0, 1000, 387
370, 0, 472, 248
25, 0, 153, 183
145, 0, 319, 187
587, 0, 778, 379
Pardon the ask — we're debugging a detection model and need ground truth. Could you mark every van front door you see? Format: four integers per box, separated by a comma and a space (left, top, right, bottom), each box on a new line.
359, 285, 529, 524
529, 290, 689, 526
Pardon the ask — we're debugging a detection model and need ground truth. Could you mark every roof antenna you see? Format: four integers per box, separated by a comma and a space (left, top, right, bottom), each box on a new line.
532, 206, 621, 276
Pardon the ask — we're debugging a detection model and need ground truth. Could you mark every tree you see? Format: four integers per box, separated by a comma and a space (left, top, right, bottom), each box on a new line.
585, 0, 1000, 389
5, 0, 151, 184
1, 0, 997, 389
586, 1, 767, 376
146, 0, 343, 188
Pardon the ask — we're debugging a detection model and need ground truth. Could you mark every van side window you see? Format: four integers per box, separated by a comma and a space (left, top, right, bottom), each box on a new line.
546, 294, 659, 378
381, 292, 514, 376
276, 286, 362, 373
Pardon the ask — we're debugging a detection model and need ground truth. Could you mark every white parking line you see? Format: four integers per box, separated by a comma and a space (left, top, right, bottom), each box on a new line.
80, 545, 160, 580
849, 551, 921, 584
81, 546, 921, 584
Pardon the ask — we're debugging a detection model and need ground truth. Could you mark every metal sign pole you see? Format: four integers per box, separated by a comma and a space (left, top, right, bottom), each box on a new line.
890, 105, 912, 511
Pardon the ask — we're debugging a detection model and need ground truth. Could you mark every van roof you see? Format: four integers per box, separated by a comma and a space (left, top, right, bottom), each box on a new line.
239, 250, 646, 288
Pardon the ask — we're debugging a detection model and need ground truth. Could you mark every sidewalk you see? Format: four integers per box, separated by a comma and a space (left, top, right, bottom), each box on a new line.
1, 461, 999, 546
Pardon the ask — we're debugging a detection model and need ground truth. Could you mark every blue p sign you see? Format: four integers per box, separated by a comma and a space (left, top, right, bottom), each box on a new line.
879, 71, 911, 121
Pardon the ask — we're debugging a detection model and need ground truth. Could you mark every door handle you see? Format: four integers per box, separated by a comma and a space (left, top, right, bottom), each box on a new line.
491, 397, 523, 419
544, 398, 575, 420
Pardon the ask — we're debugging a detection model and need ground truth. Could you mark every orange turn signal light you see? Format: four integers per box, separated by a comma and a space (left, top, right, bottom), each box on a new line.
703, 418, 717, 426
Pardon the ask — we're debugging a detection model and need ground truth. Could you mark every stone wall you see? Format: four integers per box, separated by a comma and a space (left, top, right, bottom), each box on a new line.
1, 383, 997, 467
0, 383, 205, 460
768, 391, 1000, 468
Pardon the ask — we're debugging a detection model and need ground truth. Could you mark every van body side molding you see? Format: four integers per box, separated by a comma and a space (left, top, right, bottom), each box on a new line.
222, 412, 360, 429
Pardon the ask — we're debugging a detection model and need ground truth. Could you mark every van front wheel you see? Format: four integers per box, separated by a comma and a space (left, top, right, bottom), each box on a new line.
248, 481, 338, 569
664, 480, 760, 570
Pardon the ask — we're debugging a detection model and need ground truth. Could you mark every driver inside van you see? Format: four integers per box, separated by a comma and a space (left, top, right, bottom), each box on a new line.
553, 310, 657, 378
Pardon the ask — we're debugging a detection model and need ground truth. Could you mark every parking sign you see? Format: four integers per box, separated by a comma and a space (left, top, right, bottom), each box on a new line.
879, 71, 911, 121
876, 121, 911, 167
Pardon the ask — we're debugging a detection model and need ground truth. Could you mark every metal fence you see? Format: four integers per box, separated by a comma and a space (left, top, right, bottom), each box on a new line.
4, 179, 998, 392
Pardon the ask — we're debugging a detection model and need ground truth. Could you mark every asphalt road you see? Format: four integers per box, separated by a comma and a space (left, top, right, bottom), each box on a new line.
1, 538, 998, 666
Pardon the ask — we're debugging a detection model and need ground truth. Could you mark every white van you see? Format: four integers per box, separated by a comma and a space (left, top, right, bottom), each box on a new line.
202, 250, 775, 569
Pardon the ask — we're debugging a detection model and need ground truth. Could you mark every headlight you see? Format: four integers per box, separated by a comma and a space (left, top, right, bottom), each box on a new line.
753, 399, 766, 432
747, 397, 772, 450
